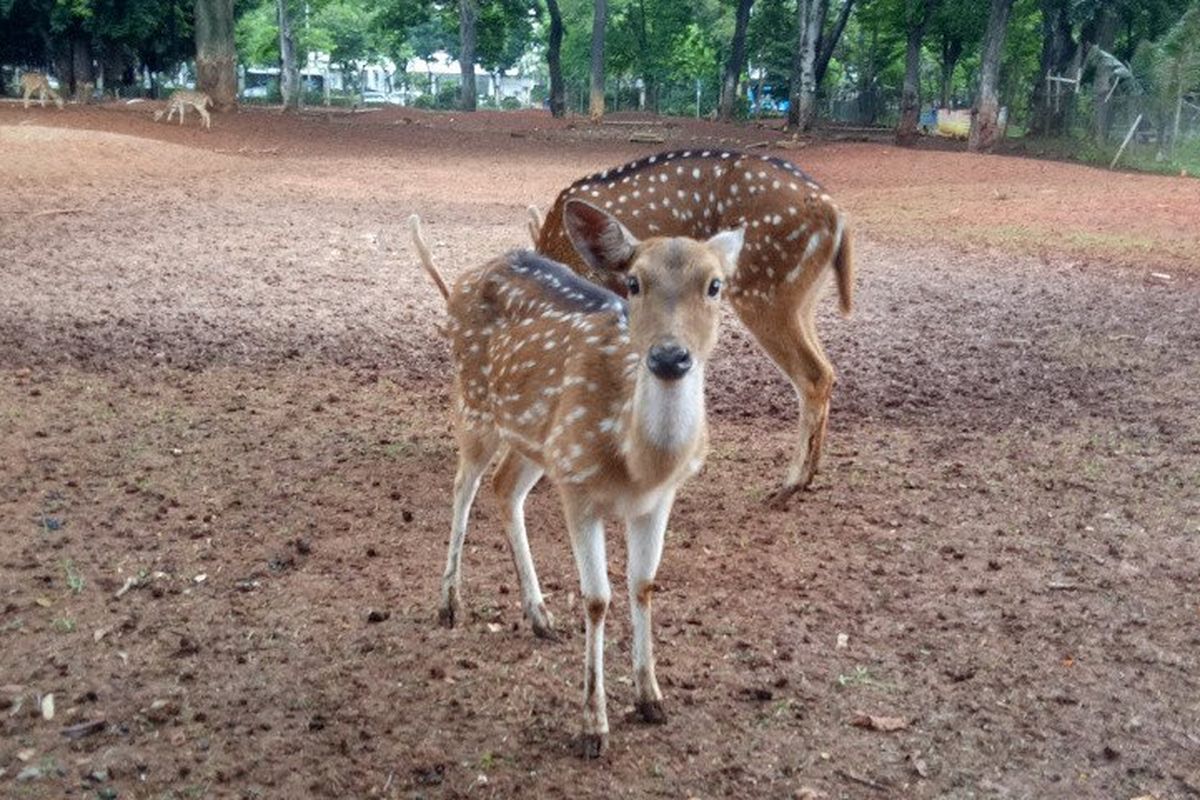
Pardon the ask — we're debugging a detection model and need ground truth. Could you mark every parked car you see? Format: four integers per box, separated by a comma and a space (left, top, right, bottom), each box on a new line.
361, 90, 404, 105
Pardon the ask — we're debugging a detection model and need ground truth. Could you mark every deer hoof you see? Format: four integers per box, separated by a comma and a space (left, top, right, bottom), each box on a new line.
578, 732, 608, 759
437, 592, 461, 628
764, 483, 803, 509
529, 604, 558, 641
635, 699, 668, 725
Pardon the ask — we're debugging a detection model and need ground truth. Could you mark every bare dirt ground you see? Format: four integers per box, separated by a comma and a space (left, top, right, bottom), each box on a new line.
1, 103, 1198, 800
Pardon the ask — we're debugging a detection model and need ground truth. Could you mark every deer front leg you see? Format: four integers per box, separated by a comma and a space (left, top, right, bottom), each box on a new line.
565, 500, 610, 757
626, 489, 675, 724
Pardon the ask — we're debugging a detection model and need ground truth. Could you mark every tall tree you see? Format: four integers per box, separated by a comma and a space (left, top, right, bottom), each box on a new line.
589, 0, 606, 119
815, 0, 855, 86
459, 0, 478, 109
788, 0, 826, 129
718, 0, 754, 120
1091, 4, 1117, 143
546, 0, 566, 116
195, 0, 237, 110
276, 0, 299, 109
929, 0, 985, 108
1160, 4, 1200, 155
1026, 0, 1074, 135
967, 0, 1014, 151
896, 0, 936, 145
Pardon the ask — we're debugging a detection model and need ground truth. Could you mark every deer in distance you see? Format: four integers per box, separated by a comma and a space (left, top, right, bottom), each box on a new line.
154, 90, 213, 129
532, 150, 853, 505
20, 73, 64, 109
410, 202, 745, 757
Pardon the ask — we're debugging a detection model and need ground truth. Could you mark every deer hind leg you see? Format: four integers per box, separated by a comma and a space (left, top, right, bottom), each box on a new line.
492, 448, 555, 639
735, 293, 834, 504
625, 488, 674, 725
200, 106, 211, 129
438, 432, 498, 628
563, 496, 610, 757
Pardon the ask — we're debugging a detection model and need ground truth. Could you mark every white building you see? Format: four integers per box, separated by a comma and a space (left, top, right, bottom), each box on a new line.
243, 49, 537, 107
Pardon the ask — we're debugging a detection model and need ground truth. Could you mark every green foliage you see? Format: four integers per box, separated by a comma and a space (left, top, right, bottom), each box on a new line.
476, 0, 537, 73
235, 0, 279, 65
999, 0, 1043, 119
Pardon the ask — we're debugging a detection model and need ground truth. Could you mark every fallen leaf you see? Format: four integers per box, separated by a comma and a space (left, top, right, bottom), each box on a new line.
16, 748, 35, 762
836, 633, 849, 650
61, 719, 106, 739
40, 693, 55, 721
850, 712, 907, 732
34, 597, 53, 608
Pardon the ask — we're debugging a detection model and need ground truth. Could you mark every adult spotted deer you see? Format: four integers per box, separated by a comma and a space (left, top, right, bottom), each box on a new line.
534, 150, 853, 504
20, 73, 64, 110
410, 203, 744, 757
154, 90, 213, 129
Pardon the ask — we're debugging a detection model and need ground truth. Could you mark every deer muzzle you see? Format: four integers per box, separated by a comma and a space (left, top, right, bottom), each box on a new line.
646, 342, 693, 381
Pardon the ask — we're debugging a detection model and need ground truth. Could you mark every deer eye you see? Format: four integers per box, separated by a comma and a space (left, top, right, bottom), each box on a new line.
707, 278, 722, 298
626, 275, 641, 296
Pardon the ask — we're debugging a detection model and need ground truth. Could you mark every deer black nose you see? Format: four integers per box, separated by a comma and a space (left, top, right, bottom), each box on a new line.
647, 343, 692, 381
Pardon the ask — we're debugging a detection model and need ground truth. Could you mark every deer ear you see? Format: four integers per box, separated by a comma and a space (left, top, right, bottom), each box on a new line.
705, 226, 745, 277
562, 199, 639, 273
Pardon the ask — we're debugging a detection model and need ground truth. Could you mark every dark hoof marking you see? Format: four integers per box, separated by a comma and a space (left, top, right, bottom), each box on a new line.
528, 605, 559, 641
437, 603, 458, 629
532, 620, 560, 642
636, 699, 668, 725
578, 733, 608, 759
765, 482, 805, 509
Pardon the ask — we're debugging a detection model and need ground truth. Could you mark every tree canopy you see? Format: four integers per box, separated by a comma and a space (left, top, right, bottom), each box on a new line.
4, 0, 1199, 144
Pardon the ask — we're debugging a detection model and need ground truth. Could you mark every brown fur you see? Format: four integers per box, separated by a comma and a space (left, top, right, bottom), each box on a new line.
155, 90, 213, 129
535, 150, 853, 501
20, 73, 64, 110
586, 598, 607, 627
413, 203, 743, 757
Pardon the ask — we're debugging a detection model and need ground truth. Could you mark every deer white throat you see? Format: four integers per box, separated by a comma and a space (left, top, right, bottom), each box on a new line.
631, 363, 706, 454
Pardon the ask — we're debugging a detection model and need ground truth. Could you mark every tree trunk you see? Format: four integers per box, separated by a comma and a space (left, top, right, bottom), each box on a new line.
589, 0, 607, 120
815, 0, 854, 87
70, 34, 94, 97
194, 0, 237, 111
1027, 0, 1074, 135
718, 0, 754, 121
546, 0, 565, 117
939, 34, 962, 107
968, 0, 1013, 152
277, 0, 300, 110
1171, 64, 1184, 156
896, 0, 930, 146
459, 0, 478, 111
788, 0, 825, 130
1092, 7, 1116, 144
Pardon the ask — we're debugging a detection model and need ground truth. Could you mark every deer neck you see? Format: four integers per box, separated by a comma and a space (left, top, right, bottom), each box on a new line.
622, 365, 707, 485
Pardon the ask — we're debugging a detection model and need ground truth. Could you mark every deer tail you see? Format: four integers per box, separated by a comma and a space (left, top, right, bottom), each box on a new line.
408, 215, 450, 302
833, 218, 854, 317
526, 205, 543, 247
